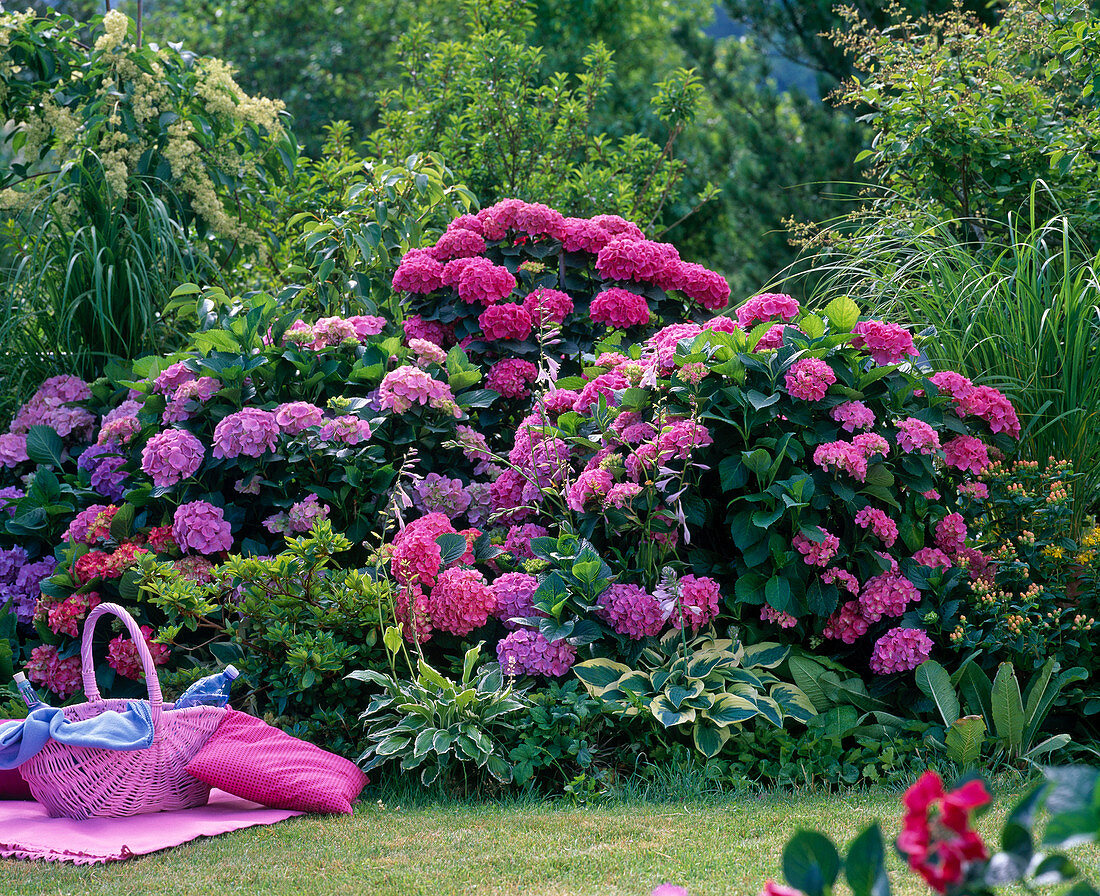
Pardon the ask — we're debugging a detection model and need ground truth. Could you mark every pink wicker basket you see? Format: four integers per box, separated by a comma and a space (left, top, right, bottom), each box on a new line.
19, 602, 227, 819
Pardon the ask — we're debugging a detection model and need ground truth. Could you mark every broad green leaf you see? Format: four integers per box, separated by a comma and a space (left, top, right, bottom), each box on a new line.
822, 295, 861, 332
991, 662, 1025, 754
945, 715, 986, 767
783, 830, 842, 896
915, 660, 960, 726
573, 659, 633, 694
25, 426, 64, 468
846, 823, 890, 896
692, 722, 730, 758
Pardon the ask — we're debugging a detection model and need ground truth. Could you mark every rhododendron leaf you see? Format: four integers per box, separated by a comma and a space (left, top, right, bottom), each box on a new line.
823, 296, 861, 332
845, 823, 889, 896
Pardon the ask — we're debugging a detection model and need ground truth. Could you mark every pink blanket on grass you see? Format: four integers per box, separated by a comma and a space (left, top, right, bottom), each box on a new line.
0, 789, 302, 864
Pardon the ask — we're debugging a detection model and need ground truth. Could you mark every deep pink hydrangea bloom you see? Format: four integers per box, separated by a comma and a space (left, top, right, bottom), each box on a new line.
65, 504, 118, 545
958, 480, 989, 499
541, 389, 582, 417
318, 415, 373, 445
559, 217, 613, 253
172, 500, 233, 555
754, 324, 788, 350
590, 288, 651, 328
671, 574, 721, 631
822, 567, 861, 595
479, 303, 533, 341
851, 320, 918, 365
648, 323, 704, 371
392, 248, 445, 294
496, 629, 576, 677
566, 468, 614, 511
813, 441, 868, 481
935, 513, 968, 553
929, 370, 974, 402
491, 572, 540, 629
785, 358, 836, 401
430, 227, 486, 261
572, 368, 629, 413
853, 432, 890, 460
606, 482, 643, 508
513, 201, 565, 239
943, 435, 990, 474
394, 584, 433, 643
26, 645, 82, 699
914, 547, 954, 568
676, 262, 731, 311
379, 366, 461, 417
595, 238, 680, 285
761, 605, 798, 628
736, 293, 800, 328
46, 592, 101, 638
831, 401, 875, 432
793, 531, 840, 566
212, 408, 279, 459
597, 583, 665, 639
656, 419, 713, 461
427, 566, 495, 636
823, 600, 869, 644
0, 434, 28, 468
107, 624, 171, 680
859, 572, 920, 622
441, 256, 478, 288
141, 429, 204, 488
456, 257, 516, 305
523, 287, 574, 327
590, 214, 646, 241
956, 385, 1021, 438
487, 359, 539, 399
390, 512, 455, 588
870, 628, 933, 674
274, 402, 325, 434
855, 506, 899, 547
447, 214, 484, 236
895, 417, 941, 454
403, 314, 453, 347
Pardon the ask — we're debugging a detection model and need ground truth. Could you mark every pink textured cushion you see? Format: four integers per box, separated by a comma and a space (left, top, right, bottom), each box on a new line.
184, 710, 367, 814
0, 721, 33, 800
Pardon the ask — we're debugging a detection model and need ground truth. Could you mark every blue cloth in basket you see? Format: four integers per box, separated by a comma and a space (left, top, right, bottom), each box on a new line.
0, 703, 155, 769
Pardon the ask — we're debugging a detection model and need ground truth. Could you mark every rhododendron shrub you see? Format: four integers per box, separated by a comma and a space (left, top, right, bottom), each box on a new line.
484, 294, 1021, 688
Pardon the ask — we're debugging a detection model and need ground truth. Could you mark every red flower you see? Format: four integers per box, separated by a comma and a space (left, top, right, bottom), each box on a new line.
898, 771, 990, 893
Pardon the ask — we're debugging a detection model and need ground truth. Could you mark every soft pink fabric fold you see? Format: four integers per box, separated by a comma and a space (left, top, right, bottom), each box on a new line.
0, 789, 302, 864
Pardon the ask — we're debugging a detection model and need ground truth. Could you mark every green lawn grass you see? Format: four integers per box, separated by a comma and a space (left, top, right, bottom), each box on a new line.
3, 787, 1098, 896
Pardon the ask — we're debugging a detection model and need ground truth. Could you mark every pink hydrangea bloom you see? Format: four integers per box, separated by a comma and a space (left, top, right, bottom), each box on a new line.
318, 415, 373, 444
379, 366, 461, 418
456, 257, 516, 305
606, 482, 643, 508
785, 358, 836, 401
479, 303, 533, 341
793, 531, 840, 566
859, 573, 920, 622
392, 248, 445, 294
427, 566, 495, 636
869, 628, 933, 674
656, 420, 713, 461
851, 321, 917, 365
212, 408, 279, 459
172, 500, 233, 555
26, 645, 82, 699
943, 435, 990, 474
590, 288, 651, 328
597, 583, 665, 639
671, 574, 721, 631
566, 468, 614, 512
491, 572, 540, 629
958, 481, 989, 500
275, 402, 325, 434
403, 314, 453, 347
390, 512, 455, 588
46, 592, 101, 637
513, 201, 566, 239
503, 523, 548, 560
346, 315, 386, 340
141, 429, 204, 488
813, 440, 868, 481
647, 323, 703, 371
895, 418, 941, 455
447, 214, 484, 236
487, 359, 538, 399
409, 338, 448, 366
0, 434, 28, 468
822, 600, 869, 644
395, 584, 433, 643
162, 377, 220, 424
496, 629, 576, 677
430, 227, 486, 261
572, 368, 629, 413
559, 217, 613, 253
107, 624, 170, 680
412, 472, 472, 519
913, 547, 954, 568
935, 513, 968, 553
929, 370, 974, 403
523, 287, 574, 327
154, 362, 196, 395
103, 399, 143, 427
755, 324, 788, 350
676, 262, 731, 311
855, 506, 899, 547
287, 494, 329, 532
736, 293, 800, 328
595, 238, 680, 285
956, 385, 1020, 438
761, 605, 798, 629
590, 214, 646, 241
98, 414, 141, 446
853, 432, 890, 460
65, 504, 118, 545
831, 401, 875, 432
822, 567, 861, 595
147, 525, 177, 553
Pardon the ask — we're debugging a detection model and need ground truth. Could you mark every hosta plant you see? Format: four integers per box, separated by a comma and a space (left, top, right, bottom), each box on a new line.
350, 638, 527, 788
574, 629, 815, 758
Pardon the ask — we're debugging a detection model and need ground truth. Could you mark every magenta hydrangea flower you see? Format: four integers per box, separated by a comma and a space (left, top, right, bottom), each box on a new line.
589, 287, 651, 328
162, 377, 220, 424
566, 468, 614, 512
869, 628, 933, 674
318, 415, 373, 445
275, 402, 325, 434
942, 435, 990, 474
935, 512, 968, 553
754, 323, 788, 350
379, 366, 461, 418
895, 417, 941, 455
854, 506, 899, 547
813, 440, 868, 481
559, 217, 613, 253
98, 414, 141, 445
427, 566, 495, 636
153, 362, 196, 395
0, 434, 28, 469
958, 481, 989, 499
430, 227, 486, 261
929, 370, 974, 402
456, 257, 516, 305
172, 500, 233, 555
212, 408, 279, 459
490, 572, 540, 629
851, 320, 917, 365
26, 645, 82, 699
487, 359, 538, 399
676, 261, 731, 311
447, 213, 485, 236
670, 574, 721, 631
913, 547, 954, 568
479, 303, 533, 341
496, 629, 577, 677
606, 482, 643, 508
390, 512, 456, 588
656, 419, 713, 461
793, 531, 840, 566
853, 432, 890, 460
64, 504, 118, 545
736, 293, 800, 328
503, 523, 548, 560
647, 323, 703, 371
955, 385, 1021, 438
761, 605, 798, 629
785, 358, 836, 401
141, 429, 204, 488
822, 600, 869, 644
392, 248, 444, 294
590, 214, 646, 241
403, 315, 453, 347
859, 572, 920, 622
822, 567, 860, 595
595, 238, 680, 285
831, 401, 875, 432
523, 287, 574, 327
597, 583, 665, 639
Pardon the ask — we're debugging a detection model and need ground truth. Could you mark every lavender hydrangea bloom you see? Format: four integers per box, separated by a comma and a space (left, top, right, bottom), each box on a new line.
1, 555, 56, 624
412, 473, 472, 519
78, 443, 129, 501
0, 487, 22, 516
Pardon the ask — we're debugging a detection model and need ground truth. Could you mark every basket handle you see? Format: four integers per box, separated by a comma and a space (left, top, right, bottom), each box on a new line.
81, 602, 163, 731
